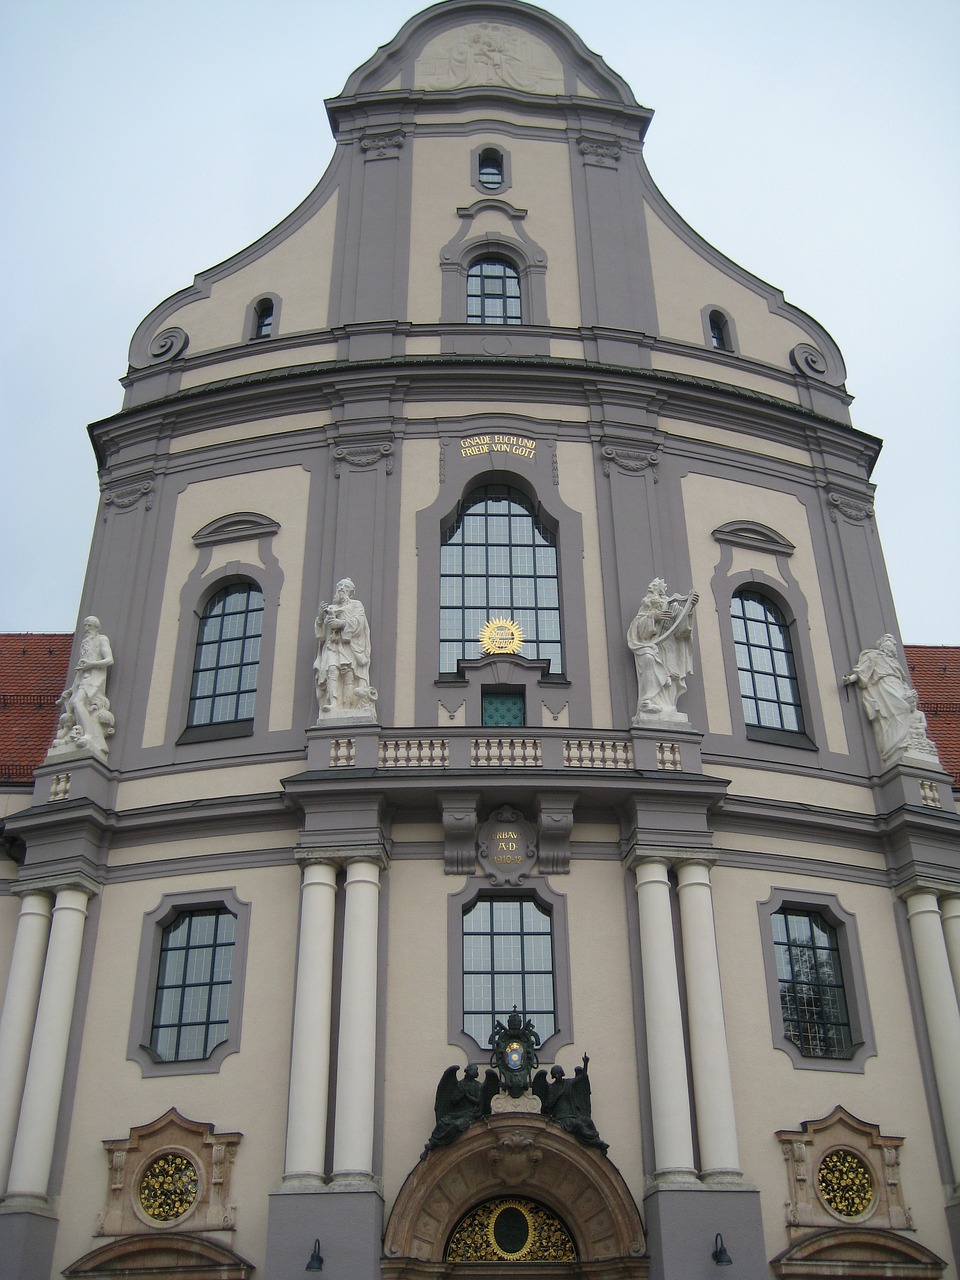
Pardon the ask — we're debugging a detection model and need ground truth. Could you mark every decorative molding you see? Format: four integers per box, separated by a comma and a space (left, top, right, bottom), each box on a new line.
360, 130, 405, 159
142, 326, 189, 366
192, 511, 280, 546
477, 805, 537, 886
656, 742, 682, 771
102, 480, 154, 518
441, 792, 479, 875
329, 738, 356, 767
828, 491, 874, 523
600, 445, 660, 480
536, 793, 575, 874
712, 520, 795, 556
919, 779, 942, 808
49, 773, 71, 802
578, 136, 622, 167
790, 342, 829, 379
333, 442, 394, 476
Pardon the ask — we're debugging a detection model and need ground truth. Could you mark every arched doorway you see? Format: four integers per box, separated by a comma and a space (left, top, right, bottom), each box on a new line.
382, 1114, 648, 1278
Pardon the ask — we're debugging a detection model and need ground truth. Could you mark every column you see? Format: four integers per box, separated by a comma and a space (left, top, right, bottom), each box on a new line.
331, 855, 384, 1183
941, 894, 960, 1007
904, 889, 960, 1186
632, 856, 696, 1180
6, 884, 92, 1200
0, 892, 53, 1193
675, 859, 741, 1179
284, 860, 338, 1180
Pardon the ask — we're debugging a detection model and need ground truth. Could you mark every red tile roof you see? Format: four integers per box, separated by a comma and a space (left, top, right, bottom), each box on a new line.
0, 634, 72, 784
905, 645, 960, 786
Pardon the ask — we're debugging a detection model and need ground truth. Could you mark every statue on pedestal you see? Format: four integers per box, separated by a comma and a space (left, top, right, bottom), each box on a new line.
533, 1054, 608, 1153
314, 578, 378, 720
49, 616, 116, 761
627, 579, 699, 723
843, 634, 939, 765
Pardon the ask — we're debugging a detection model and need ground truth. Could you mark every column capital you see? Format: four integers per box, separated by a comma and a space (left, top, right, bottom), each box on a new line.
297, 844, 389, 872
14, 873, 100, 901
622, 845, 717, 873
895, 878, 956, 906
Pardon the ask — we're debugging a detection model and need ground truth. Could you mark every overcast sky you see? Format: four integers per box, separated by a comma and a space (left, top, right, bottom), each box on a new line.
2, 0, 957, 643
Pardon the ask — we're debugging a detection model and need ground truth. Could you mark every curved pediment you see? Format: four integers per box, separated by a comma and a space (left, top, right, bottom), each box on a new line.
337, 0, 639, 106
771, 1227, 945, 1278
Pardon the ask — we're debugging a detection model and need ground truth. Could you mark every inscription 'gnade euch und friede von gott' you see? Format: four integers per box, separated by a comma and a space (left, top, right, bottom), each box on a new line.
461, 434, 537, 459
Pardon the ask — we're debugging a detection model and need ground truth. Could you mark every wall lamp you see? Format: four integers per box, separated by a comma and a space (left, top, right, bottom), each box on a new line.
306, 1238, 324, 1271
712, 1232, 733, 1266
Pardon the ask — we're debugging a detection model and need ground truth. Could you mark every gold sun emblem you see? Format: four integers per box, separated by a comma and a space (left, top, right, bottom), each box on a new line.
479, 617, 525, 655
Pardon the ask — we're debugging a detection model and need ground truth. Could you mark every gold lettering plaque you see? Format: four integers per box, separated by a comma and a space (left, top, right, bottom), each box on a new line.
480, 617, 524, 655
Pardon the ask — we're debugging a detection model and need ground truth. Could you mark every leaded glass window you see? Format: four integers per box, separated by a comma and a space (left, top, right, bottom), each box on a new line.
463, 898, 555, 1046
150, 909, 236, 1062
188, 583, 263, 726
773, 908, 852, 1058
731, 590, 804, 731
466, 257, 522, 324
478, 148, 504, 190
440, 485, 561, 673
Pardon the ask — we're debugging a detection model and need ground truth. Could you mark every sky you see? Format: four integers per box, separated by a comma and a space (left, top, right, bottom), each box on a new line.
1, 0, 958, 642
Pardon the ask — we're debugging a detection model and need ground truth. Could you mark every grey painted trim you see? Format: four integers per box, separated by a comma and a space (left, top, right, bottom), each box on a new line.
446, 873, 573, 1062
439, 202, 548, 330
712, 520, 794, 557
470, 141, 512, 197
700, 304, 740, 356
126, 885, 251, 1077
336, 0, 640, 107
243, 292, 283, 343
192, 511, 280, 546
757, 887, 877, 1072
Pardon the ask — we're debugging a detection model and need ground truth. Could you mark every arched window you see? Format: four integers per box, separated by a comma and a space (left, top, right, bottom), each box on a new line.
253, 298, 274, 339
188, 583, 263, 726
709, 309, 730, 351
440, 485, 561, 673
477, 148, 504, 190
731, 590, 804, 731
466, 257, 522, 325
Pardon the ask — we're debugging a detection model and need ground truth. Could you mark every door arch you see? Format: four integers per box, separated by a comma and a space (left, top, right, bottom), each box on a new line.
382, 1114, 648, 1278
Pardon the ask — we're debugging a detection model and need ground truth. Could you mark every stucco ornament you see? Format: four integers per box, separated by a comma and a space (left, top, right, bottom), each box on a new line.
48, 615, 115, 761
843, 635, 940, 765
314, 578, 378, 721
627, 579, 699, 724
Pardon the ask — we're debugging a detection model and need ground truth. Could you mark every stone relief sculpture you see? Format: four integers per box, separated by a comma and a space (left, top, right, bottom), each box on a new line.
314, 578, 378, 721
627, 579, 699, 724
415, 23, 564, 94
532, 1055, 608, 1154
48, 616, 115, 761
421, 1065, 499, 1159
843, 634, 940, 764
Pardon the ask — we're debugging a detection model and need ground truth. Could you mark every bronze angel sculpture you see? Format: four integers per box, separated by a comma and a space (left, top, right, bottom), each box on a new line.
532, 1054, 608, 1153
421, 1064, 500, 1159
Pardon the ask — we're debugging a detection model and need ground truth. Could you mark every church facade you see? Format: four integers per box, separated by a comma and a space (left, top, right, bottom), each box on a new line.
2, 3, 959, 1278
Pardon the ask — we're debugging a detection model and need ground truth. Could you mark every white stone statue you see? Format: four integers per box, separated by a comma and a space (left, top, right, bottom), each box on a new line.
843, 634, 939, 764
48, 616, 116, 761
627, 579, 699, 724
314, 578, 378, 721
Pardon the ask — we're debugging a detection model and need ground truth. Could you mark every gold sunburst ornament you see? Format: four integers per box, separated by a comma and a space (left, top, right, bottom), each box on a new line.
479, 616, 524, 655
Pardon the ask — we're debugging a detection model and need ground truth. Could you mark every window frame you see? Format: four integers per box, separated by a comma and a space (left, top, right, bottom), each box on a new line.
701, 303, 739, 355
758, 889, 876, 1073
471, 143, 512, 196
448, 878, 573, 1063
184, 580, 264, 734
244, 292, 282, 342
731, 588, 806, 738
127, 888, 251, 1077
465, 256, 523, 326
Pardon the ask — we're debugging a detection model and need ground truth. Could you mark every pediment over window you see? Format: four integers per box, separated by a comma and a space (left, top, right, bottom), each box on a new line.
770, 1227, 945, 1278
192, 511, 280, 546
712, 520, 795, 556
64, 1232, 253, 1279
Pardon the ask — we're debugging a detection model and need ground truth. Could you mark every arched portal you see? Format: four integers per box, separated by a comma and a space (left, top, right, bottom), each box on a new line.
382, 1114, 648, 1278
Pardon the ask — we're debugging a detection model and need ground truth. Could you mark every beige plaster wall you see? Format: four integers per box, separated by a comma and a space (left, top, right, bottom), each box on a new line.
170, 409, 333, 457
141, 466, 310, 747
51, 865, 299, 1278
681, 471, 849, 753
403, 400, 589, 422
177, 340, 338, 391
556, 441, 612, 727
645, 204, 815, 369
158, 190, 339, 356
651, 350, 801, 405
107, 826, 300, 869
661, 414, 811, 468
704, 765, 873, 814
394, 439, 440, 725
117, 764, 292, 811
712, 864, 955, 1272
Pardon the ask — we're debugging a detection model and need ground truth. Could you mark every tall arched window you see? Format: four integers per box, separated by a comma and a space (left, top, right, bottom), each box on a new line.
440, 485, 561, 673
253, 298, 274, 339
709, 309, 731, 351
188, 582, 263, 726
466, 257, 522, 325
731, 590, 804, 731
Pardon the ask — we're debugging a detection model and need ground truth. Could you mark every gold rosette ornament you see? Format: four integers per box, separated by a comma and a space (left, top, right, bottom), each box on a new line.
479, 617, 524, 656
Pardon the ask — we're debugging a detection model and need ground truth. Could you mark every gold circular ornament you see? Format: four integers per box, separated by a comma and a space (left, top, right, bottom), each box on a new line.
817, 1148, 874, 1218
138, 1152, 199, 1222
447, 1196, 576, 1262
479, 616, 524, 655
